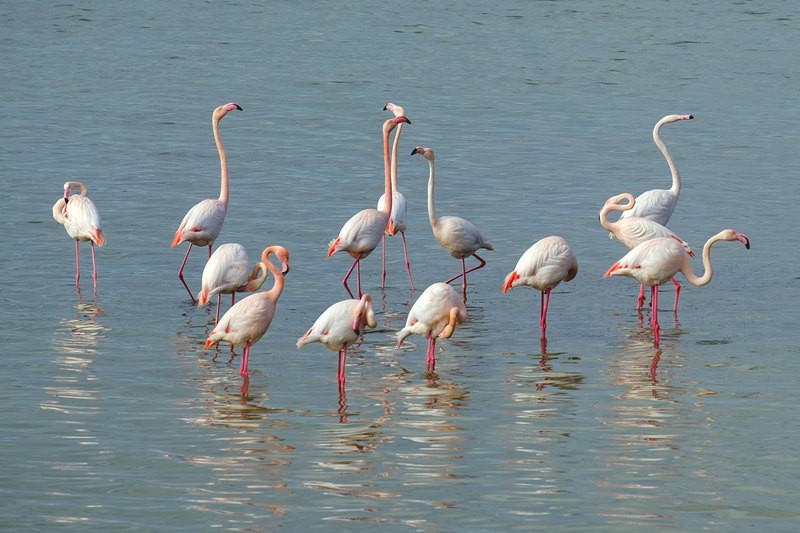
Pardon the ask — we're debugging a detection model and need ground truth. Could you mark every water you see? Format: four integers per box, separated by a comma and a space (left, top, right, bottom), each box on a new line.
3, 1, 800, 530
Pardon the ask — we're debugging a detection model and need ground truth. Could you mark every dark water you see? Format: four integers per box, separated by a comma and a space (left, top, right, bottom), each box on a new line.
3, 1, 800, 531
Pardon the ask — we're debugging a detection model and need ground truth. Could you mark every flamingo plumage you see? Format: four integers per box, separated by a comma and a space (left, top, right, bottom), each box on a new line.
52, 181, 105, 292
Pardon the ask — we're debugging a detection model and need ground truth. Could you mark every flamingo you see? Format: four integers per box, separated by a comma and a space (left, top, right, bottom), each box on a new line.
328, 114, 411, 299
377, 102, 414, 290
198, 243, 286, 324
52, 181, 105, 292
617, 114, 694, 226
203, 245, 290, 376
171, 102, 242, 303
604, 229, 750, 346
600, 192, 694, 311
501, 236, 578, 348
410, 146, 494, 302
296, 294, 377, 386
396, 282, 468, 373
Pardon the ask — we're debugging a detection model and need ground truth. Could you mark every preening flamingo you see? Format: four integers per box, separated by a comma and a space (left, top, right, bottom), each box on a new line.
296, 294, 377, 385
203, 245, 290, 376
410, 146, 493, 302
52, 181, 105, 292
617, 114, 694, 226
396, 282, 468, 373
604, 229, 750, 346
600, 192, 693, 311
328, 114, 411, 298
377, 102, 414, 290
171, 102, 242, 303
198, 243, 285, 324
501, 236, 578, 348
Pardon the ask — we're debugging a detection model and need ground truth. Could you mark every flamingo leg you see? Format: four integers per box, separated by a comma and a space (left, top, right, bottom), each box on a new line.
636, 284, 646, 310
177, 244, 196, 303
215, 294, 222, 324
651, 285, 660, 347
356, 257, 362, 298
341, 255, 361, 299
90, 241, 98, 292
337, 347, 347, 384
540, 289, 551, 339
381, 234, 387, 289
239, 341, 251, 376
400, 231, 415, 290
444, 253, 488, 301
670, 277, 681, 312
74, 240, 81, 287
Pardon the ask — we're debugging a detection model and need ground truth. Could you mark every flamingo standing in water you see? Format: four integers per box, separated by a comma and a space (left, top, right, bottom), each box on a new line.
296, 294, 377, 386
604, 229, 750, 346
171, 102, 242, 303
52, 181, 105, 292
198, 243, 287, 324
377, 102, 414, 290
410, 146, 493, 302
396, 282, 468, 373
328, 114, 411, 298
617, 113, 694, 227
600, 192, 693, 311
501, 236, 578, 349
203, 245, 290, 376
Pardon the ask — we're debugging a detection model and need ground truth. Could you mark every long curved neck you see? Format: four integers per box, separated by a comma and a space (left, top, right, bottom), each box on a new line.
598, 192, 635, 232
653, 118, 681, 195
380, 123, 393, 216
263, 248, 286, 298
426, 157, 438, 229
390, 123, 403, 193
681, 234, 721, 287
213, 114, 229, 206
241, 263, 268, 292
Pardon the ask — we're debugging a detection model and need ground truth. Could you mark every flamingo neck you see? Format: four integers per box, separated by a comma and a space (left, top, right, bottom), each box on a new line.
426, 157, 438, 230
598, 192, 635, 233
262, 247, 288, 298
390, 123, 403, 193
653, 118, 681, 195
213, 115, 229, 207
681, 234, 720, 287
380, 122, 393, 217
242, 262, 268, 292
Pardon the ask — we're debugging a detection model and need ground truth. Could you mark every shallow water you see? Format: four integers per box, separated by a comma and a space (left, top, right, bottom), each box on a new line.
3, 1, 800, 531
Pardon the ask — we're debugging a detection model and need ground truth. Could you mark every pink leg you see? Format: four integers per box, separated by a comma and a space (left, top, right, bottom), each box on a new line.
636, 284, 645, 310
215, 294, 222, 324
425, 337, 437, 373
670, 277, 681, 312
400, 232, 414, 290
239, 341, 251, 376
74, 240, 81, 286
90, 241, 98, 292
651, 285, 660, 347
177, 244, 196, 303
337, 347, 347, 384
356, 258, 362, 299
444, 253, 488, 302
381, 234, 387, 289
540, 289, 552, 339
341, 255, 361, 299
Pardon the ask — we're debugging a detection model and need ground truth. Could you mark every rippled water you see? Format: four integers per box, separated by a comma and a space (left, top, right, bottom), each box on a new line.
3, 1, 800, 531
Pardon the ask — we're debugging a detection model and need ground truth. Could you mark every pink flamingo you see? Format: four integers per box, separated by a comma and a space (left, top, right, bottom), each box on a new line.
600, 192, 693, 311
604, 229, 750, 346
52, 181, 105, 292
396, 282, 468, 373
296, 294, 377, 386
617, 114, 694, 226
328, 114, 411, 298
410, 146, 494, 302
377, 103, 414, 290
171, 102, 242, 303
198, 243, 287, 324
203, 245, 290, 376
501, 236, 578, 349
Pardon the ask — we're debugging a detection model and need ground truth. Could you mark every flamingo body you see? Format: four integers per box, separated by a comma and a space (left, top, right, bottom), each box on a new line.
396, 282, 468, 372
297, 295, 377, 384
198, 243, 251, 306
52, 181, 105, 291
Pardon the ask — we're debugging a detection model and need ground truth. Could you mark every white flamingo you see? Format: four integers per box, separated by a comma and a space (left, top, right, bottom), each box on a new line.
377, 102, 414, 290
410, 146, 493, 302
203, 245, 290, 376
171, 102, 242, 303
52, 181, 105, 292
296, 294, 377, 385
605, 229, 750, 346
328, 115, 410, 298
396, 282, 468, 373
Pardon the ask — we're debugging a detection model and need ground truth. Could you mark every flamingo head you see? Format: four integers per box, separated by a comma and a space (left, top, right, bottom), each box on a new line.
263, 245, 291, 276
384, 102, 406, 119
411, 146, 434, 161
719, 229, 751, 250
214, 102, 243, 121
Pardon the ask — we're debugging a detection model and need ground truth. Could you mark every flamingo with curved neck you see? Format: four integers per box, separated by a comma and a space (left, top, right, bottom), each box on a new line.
600, 192, 693, 311
203, 245, 291, 376
171, 102, 242, 303
605, 229, 750, 346
619, 113, 693, 225
52, 181, 105, 292
328, 114, 410, 298
410, 146, 494, 302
